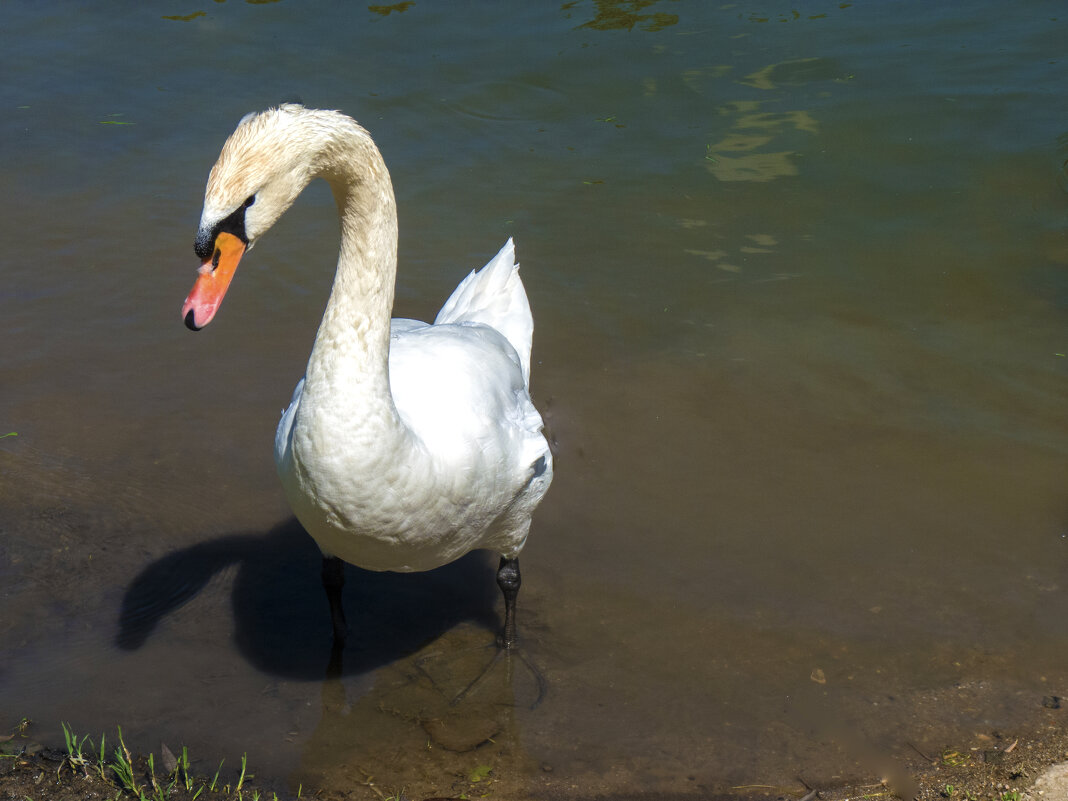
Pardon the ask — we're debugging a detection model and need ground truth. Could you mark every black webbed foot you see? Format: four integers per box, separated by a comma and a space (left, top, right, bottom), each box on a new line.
415, 556, 546, 709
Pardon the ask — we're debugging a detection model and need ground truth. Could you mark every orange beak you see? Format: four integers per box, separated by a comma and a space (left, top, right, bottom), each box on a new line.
182, 231, 246, 330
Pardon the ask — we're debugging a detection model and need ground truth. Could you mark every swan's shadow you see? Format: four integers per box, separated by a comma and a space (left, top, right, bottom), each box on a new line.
115, 517, 500, 679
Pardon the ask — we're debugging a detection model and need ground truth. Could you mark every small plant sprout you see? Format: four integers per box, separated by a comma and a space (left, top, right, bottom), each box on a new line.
96, 733, 107, 780
110, 748, 133, 791
111, 726, 139, 794
179, 746, 193, 791
147, 751, 177, 801
148, 752, 159, 795
209, 759, 224, 792
60, 722, 93, 776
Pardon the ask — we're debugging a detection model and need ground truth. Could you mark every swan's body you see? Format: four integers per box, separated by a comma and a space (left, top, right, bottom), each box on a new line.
274, 238, 550, 573
182, 105, 552, 645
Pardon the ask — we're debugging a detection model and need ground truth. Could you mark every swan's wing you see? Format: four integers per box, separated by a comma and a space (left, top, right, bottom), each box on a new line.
433, 239, 534, 387
388, 322, 548, 477
275, 317, 533, 480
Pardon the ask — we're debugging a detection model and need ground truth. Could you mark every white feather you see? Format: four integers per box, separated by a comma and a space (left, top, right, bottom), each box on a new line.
434, 238, 534, 386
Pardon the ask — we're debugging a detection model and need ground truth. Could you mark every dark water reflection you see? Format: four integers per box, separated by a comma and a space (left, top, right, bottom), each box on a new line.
2, 1, 1068, 797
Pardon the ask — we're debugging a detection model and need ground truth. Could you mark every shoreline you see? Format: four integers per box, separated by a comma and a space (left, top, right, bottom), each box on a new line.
5, 717, 1068, 801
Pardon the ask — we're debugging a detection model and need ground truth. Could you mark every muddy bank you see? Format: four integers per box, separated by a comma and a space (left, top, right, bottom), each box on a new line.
4, 716, 1068, 801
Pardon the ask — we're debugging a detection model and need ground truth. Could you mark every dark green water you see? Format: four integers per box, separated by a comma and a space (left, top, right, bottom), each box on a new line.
1, 2, 1066, 797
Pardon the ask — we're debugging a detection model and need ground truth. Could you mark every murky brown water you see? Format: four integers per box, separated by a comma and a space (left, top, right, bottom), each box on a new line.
2, 2, 1067, 797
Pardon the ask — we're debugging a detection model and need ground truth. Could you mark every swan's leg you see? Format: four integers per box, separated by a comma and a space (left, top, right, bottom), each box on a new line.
447, 563, 547, 707
496, 556, 521, 649
321, 555, 348, 643
495, 556, 548, 703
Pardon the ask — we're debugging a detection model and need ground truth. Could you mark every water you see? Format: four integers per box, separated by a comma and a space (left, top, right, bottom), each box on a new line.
2, 1, 1067, 796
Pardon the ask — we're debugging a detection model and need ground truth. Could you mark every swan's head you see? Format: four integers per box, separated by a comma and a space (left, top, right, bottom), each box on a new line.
182, 104, 324, 331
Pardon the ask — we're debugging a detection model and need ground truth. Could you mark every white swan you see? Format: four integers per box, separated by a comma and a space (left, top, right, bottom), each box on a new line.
181, 105, 553, 649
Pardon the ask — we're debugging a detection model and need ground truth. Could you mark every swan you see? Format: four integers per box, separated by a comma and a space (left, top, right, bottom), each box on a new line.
180, 105, 553, 651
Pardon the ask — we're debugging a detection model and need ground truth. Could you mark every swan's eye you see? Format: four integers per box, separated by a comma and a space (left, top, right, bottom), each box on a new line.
196, 197, 252, 260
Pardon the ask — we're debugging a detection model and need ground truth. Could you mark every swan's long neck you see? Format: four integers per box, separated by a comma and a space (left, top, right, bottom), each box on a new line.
302, 124, 402, 430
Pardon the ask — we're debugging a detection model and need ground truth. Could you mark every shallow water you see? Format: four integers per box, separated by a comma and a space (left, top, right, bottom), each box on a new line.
2, 1, 1067, 797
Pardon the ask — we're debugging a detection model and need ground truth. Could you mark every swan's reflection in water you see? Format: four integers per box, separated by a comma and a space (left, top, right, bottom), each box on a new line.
299, 624, 544, 798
